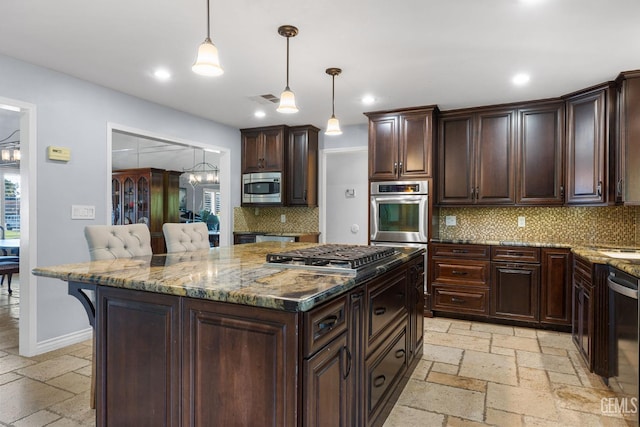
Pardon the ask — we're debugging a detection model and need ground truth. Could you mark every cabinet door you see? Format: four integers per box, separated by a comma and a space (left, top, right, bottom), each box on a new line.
183, 298, 298, 427
540, 248, 572, 326
287, 126, 318, 206
398, 110, 433, 179
475, 109, 516, 204
348, 290, 364, 427
262, 127, 285, 171
111, 178, 122, 225
437, 114, 474, 204
618, 71, 640, 204
368, 114, 399, 180
96, 287, 180, 427
517, 103, 565, 205
241, 130, 263, 173
303, 333, 351, 427
409, 258, 425, 360
491, 262, 539, 322
566, 88, 607, 204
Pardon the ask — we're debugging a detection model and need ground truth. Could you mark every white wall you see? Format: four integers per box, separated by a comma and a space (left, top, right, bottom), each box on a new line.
0, 54, 240, 350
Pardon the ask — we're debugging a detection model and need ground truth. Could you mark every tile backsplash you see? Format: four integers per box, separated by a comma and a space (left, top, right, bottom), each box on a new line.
437, 206, 640, 246
234, 207, 319, 233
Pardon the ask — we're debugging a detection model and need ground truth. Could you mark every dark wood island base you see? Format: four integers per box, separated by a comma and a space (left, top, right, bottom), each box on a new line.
37, 243, 425, 426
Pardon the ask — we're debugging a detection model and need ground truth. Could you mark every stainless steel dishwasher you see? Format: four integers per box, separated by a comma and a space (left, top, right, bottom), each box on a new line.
608, 268, 639, 426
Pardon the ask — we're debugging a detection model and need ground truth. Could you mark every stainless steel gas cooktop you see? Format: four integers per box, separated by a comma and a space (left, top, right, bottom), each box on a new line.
265, 244, 397, 275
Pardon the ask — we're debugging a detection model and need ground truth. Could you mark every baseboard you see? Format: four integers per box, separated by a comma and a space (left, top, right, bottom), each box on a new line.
34, 327, 93, 355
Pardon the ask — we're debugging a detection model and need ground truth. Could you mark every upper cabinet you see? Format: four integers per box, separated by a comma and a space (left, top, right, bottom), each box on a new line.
516, 101, 565, 205
438, 108, 515, 205
564, 83, 616, 205
240, 125, 318, 207
616, 70, 640, 205
287, 125, 319, 207
241, 125, 285, 173
365, 106, 437, 181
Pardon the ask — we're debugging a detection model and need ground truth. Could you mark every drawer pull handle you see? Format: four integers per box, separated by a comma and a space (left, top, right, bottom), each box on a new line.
374, 307, 386, 316
395, 349, 406, 359
506, 251, 524, 256
451, 271, 468, 276
451, 297, 466, 304
317, 315, 338, 331
451, 249, 468, 254
343, 346, 352, 379
373, 375, 386, 388
396, 292, 405, 299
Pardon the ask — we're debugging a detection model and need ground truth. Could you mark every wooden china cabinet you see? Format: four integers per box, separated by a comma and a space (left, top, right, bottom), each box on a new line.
111, 168, 181, 253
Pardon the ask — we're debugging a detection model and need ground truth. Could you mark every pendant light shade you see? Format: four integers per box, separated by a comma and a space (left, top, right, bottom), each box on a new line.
276, 25, 299, 114
192, 0, 223, 77
325, 68, 343, 135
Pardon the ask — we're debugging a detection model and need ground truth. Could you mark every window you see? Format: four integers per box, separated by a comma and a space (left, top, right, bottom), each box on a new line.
203, 188, 221, 216
2, 172, 20, 236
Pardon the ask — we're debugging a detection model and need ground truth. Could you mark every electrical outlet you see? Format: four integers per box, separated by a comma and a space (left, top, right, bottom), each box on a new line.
518, 216, 526, 227
445, 216, 457, 226
281, 214, 286, 223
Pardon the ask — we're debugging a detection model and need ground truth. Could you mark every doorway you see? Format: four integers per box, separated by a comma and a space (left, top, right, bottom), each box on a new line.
108, 124, 232, 247
320, 148, 368, 245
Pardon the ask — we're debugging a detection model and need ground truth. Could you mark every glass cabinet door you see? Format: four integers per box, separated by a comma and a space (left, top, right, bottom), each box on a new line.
136, 176, 150, 226
111, 178, 121, 225
123, 177, 135, 225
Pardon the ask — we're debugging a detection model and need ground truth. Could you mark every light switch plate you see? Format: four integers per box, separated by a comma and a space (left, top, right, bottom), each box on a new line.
445, 216, 456, 226
71, 205, 95, 220
518, 216, 526, 227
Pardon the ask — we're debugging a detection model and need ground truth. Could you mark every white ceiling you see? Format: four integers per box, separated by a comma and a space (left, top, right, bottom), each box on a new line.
1, 0, 639, 130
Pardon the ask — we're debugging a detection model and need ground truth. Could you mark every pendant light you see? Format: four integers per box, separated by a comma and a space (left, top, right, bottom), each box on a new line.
192, 0, 223, 76
325, 68, 343, 135
276, 25, 299, 114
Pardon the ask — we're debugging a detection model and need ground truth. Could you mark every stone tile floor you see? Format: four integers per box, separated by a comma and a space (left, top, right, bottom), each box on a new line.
0, 278, 634, 426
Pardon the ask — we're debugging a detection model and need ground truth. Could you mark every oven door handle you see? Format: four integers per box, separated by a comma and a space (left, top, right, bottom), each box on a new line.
608, 276, 638, 300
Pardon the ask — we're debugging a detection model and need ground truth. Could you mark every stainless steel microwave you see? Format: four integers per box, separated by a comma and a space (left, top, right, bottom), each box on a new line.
242, 172, 282, 204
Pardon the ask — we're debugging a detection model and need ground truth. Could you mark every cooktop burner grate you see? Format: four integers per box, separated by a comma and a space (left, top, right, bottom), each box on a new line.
265, 244, 396, 270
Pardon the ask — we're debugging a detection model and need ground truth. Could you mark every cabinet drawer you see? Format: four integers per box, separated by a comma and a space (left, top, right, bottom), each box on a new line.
367, 270, 408, 347
573, 256, 593, 283
432, 243, 490, 260
304, 294, 348, 357
492, 246, 540, 263
432, 259, 490, 287
432, 286, 489, 315
366, 326, 407, 421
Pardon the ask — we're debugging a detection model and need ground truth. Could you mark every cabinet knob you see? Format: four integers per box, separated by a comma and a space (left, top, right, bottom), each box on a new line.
398, 161, 403, 174
373, 375, 386, 388
374, 307, 386, 316
393, 162, 398, 174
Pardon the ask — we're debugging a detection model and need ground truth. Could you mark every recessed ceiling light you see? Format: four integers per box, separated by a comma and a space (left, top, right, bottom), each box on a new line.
362, 95, 375, 105
512, 73, 530, 86
153, 69, 171, 81
254, 110, 266, 118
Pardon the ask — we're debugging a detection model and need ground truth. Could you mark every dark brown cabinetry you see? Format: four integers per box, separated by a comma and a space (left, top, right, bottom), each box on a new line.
438, 108, 515, 205
540, 248, 572, 326
111, 168, 180, 253
287, 125, 319, 207
431, 243, 491, 315
241, 125, 285, 173
96, 286, 181, 427
94, 252, 424, 427
616, 70, 640, 204
365, 107, 437, 181
430, 243, 572, 329
571, 255, 611, 376
565, 83, 616, 205
516, 102, 565, 205
490, 247, 540, 322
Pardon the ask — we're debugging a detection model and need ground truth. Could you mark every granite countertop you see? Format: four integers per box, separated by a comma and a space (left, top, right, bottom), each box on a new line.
233, 231, 320, 237
432, 238, 640, 278
32, 242, 423, 312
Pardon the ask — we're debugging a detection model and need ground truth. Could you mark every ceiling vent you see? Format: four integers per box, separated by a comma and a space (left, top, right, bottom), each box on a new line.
249, 94, 280, 105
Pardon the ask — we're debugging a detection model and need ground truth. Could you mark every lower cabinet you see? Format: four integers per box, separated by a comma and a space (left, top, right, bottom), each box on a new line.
430, 243, 572, 330
95, 254, 424, 427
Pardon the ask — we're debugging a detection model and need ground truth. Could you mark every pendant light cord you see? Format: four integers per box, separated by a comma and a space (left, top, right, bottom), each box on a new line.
206, 0, 211, 39
331, 74, 336, 116
285, 36, 290, 89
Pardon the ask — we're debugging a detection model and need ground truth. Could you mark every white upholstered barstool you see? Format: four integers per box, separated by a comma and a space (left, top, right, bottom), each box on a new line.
84, 223, 153, 260
83, 223, 153, 409
162, 222, 211, 253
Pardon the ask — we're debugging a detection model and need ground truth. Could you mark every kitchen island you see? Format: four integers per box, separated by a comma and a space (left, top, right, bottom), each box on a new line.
33, 242, 425, 427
